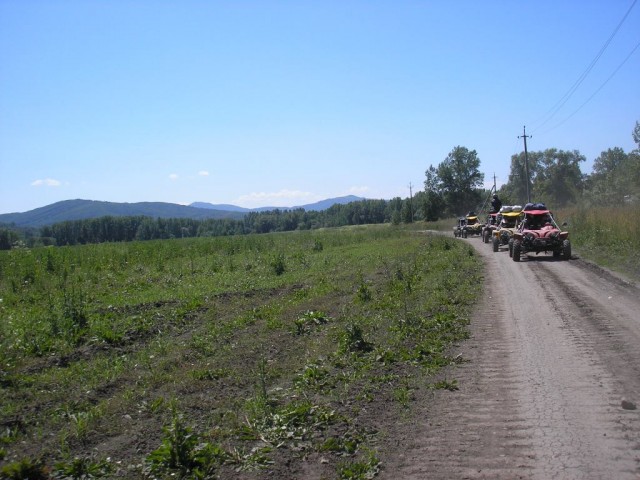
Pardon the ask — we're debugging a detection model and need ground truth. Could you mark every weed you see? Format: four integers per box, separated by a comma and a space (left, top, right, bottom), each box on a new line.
136, 397, 166, 415
145, 408, 227, 478
92, 320, 124, 346
175, 297, 204, 322
312, 238, 324, 252
190, 368, 228, 381
319, 433, 362, 456
249, 303, 283, 330
270, 253, 286, 276
256, 357, 270, 405
190, 332, 218, 357
0, 424, 21, 446
243, 399, 335, 447
0, 457, 49, 480
338, 322, 373, 355
355, 274, 372, 302
55, 286, 89, 346
373, 347, 396, 365
432, 378, 459, 391
53, 455, 113, 478
294, 362, 331, 391
45, 250, 57, 273
292, 310, 330, 335
58, 402, 104, 441
227, 446, 274, 472
393, 379, 413, 408
336, 450, 381, 479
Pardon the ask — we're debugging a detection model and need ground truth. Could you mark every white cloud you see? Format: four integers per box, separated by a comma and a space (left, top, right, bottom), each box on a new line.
31, 178, 62, 187
197, 171, 209, 177
168, 174, 179, 181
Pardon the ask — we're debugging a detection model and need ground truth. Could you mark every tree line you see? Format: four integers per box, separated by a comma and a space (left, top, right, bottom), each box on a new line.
422, 121, 640, 218
0, 199, 407, 248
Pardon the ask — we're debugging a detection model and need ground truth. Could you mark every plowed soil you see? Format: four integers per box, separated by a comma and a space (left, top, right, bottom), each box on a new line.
380, 236, 640, 479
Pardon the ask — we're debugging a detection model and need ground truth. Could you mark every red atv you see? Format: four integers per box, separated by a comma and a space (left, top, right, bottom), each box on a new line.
512, 207, 571, 262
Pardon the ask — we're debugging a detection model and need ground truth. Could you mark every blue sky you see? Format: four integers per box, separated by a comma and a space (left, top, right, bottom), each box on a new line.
1, 1, 639, 214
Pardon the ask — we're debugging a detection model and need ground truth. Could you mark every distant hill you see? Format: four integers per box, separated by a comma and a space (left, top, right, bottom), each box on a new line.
190, 195, 366, 213
0, 199, 245, 228
189, 202, 253, 213
0, 196, 368, 228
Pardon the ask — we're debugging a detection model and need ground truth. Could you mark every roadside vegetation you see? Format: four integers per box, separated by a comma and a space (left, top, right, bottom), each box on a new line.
555, 205, 640, 282
0, 224, 481, 479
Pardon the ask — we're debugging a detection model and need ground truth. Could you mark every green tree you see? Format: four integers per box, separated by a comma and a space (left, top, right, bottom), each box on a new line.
587, 147, 628, 205
0, 227, 19, 250
422, 165, 446, 220
533, 149, 585, 207
401, 199, 413, 223
501, 149, 584, 207
593, 147, 627, 177
436, 146, 484, 215
500, 151, 543, 205
586, 144, 640, 206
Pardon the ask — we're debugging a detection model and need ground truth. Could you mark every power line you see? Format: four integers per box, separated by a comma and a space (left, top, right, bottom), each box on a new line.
542, 38, 640, 133
532, 0, 638, 132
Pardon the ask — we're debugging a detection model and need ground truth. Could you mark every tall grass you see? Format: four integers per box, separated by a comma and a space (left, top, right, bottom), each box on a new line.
423, 217, 458, 232
555, 205, 640, 281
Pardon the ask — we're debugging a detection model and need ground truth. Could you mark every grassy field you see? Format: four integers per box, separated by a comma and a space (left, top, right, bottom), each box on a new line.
555, 205, 640, 282
0, 224, 482, 479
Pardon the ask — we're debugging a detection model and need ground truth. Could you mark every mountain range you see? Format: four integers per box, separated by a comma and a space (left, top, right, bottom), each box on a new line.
190, 195, 363, 213
0, 195, 366, 228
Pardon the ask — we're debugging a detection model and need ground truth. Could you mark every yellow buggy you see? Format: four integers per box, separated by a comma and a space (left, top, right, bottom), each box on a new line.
465, 214, 483, 237
492, 211, 522, 254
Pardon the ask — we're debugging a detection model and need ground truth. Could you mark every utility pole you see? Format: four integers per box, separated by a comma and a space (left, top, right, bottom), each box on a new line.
518, 126, 532, 203
408, 182, 414, 223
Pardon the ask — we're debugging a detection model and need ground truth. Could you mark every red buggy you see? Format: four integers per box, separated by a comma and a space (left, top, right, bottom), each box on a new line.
511, 207, 571, 262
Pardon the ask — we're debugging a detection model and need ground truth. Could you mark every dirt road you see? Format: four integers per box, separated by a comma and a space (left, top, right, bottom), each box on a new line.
383, 236, 640, 479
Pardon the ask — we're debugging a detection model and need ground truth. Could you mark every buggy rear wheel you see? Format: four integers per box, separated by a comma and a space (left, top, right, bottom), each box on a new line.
508, 239, 514, 257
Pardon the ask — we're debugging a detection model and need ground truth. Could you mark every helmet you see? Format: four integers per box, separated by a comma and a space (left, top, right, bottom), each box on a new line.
493, 194, 498, 199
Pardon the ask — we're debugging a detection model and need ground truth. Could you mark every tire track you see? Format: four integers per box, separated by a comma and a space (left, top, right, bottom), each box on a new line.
385, 240, 537, 479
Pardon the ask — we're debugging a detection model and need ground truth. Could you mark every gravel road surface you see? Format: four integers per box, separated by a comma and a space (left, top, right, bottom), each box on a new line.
384, 236, 640, 479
